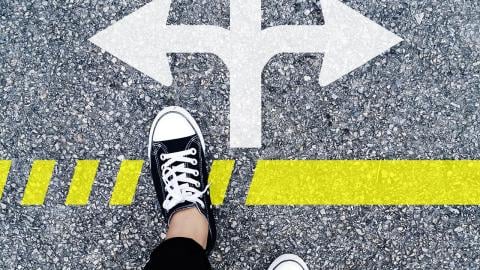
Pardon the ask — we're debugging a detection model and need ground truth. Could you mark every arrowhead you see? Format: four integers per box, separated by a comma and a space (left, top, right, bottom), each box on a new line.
318, 0, 403, 86
89, 0, 174, 86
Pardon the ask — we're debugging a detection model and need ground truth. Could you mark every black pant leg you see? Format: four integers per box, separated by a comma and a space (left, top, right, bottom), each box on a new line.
144, 237, 212, 270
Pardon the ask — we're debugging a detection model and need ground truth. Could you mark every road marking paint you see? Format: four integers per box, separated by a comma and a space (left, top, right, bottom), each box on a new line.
21, 160, 56, 205
109, 160, 144, 206
0, 160, 12, 200
90, 0, 402, 148
65, 160, 100, 205
208, 160, 235, 205
15, 159, 480, 206
246, 160, 480, 205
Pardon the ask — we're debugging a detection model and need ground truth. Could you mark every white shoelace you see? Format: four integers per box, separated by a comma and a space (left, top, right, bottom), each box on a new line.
160, 148, 209, 211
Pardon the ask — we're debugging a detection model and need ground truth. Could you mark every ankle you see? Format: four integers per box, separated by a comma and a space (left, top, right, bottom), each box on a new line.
166, 207, 209, 249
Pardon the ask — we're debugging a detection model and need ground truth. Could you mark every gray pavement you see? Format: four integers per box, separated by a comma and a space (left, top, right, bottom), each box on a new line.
1, 0, 480, 269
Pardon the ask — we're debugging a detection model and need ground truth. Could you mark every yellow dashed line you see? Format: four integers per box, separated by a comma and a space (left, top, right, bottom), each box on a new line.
208, 160, 235, 205
109, 160, 144, 206
65, 160, 100, 205
21, 160, 56, 205
246, 160, 480, 205
0, 160, 12, 200
13, 159, 480, 206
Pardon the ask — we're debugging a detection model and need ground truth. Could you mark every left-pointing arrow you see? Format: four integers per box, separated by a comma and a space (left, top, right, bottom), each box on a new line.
89, 0, 228, 87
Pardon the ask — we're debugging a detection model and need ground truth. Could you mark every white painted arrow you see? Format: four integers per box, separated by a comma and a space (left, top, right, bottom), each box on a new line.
90, 0, 402, 148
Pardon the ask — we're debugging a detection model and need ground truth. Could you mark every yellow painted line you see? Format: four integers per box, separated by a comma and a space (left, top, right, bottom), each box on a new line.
0, 160, 12, 200
110, 160, 144, 206
208, 160, 235, 205
65, 160, 100, 205
21, 160, 56, 205
246, 160, 480, 205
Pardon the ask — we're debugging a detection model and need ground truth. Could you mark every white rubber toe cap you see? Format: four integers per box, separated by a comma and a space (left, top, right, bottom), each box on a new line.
148, 106, 206, 160
152, 111, 195, 142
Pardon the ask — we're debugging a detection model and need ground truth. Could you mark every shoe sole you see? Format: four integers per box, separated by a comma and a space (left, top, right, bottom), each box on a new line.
267, 254, 309, 270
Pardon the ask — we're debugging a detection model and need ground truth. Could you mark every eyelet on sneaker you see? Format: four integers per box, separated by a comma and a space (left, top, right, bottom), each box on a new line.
193, 170, 199, 177
161, 164, 165, 170
190, 148, 197, 155
191, 159, 198, 165
195, 183, 200, 188
160, 154, 165, 160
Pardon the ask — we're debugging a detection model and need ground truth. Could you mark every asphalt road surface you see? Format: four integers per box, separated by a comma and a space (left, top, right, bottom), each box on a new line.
1, 0, 479, 269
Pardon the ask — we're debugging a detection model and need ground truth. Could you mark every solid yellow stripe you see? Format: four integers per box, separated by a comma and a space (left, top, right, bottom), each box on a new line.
0, 160, 12, 200
109, 160, 144, 205
21, 160, 56, 205
65, 160, 100, 205
208, 160, 235, 205
246, 160, 480, 205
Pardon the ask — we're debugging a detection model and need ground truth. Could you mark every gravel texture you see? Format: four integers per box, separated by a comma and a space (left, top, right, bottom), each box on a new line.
1, 0, 480, 269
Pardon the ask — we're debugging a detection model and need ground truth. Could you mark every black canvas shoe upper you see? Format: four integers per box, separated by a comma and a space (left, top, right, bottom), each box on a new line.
150, 134, 216, 254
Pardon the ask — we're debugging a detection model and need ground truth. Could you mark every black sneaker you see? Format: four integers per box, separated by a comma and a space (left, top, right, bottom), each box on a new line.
148, 106, 216, 254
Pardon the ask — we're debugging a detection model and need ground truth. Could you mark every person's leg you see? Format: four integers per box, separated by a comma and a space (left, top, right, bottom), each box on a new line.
145, 107, 217, 269
144, 208, 211, 270
144, 237, 210, 269
166, 208, 209, 248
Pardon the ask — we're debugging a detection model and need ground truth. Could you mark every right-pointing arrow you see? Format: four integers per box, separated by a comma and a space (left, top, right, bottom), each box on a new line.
318, 0, 403, 86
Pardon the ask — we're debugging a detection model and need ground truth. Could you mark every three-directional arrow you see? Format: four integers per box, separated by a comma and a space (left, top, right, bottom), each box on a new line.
90, 0, 403, 148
